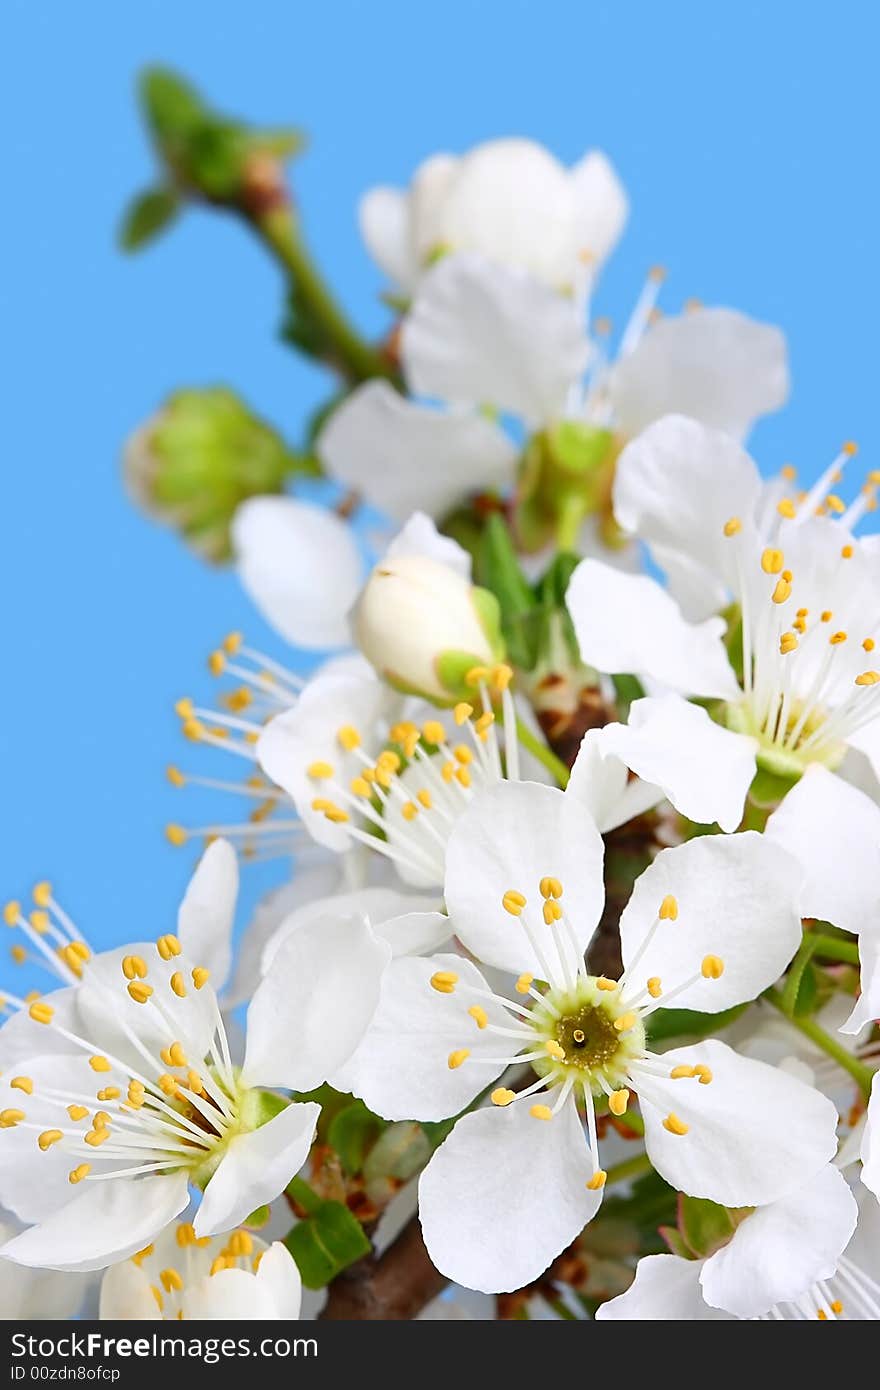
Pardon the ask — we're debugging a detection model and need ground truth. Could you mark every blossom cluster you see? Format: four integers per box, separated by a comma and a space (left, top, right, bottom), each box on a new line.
6, 83, 880, 1322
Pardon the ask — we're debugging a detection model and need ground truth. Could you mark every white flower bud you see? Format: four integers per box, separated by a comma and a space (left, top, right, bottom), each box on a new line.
353, 553, 504, 701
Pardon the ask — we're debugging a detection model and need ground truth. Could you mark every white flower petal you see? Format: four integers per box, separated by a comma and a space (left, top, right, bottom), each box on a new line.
224, 862, 345, 1008
318, 382, 516, 521
255, 1240, 303, 1319
177, 838, 238, 993
566, 559, 740, 700
639, 1040, 838, 1207
612, 414, 764, 619
181, 1267, 276, 1320
620, 831, 802, 1011
372, 910, 451, 958
860, 1073, 880, 1199
596, 1253, 730, 1320
358, 186, 416, 292
242, 916, 391, 1091
444, 781, 605, 977
409, 152, 458, 266
232, 497, 363, 651
194, 1101, 320, 1238
418, 1093, 601, 1293
841, 927, 880, 1034
0, 1173, 190, 1273
330, 953, 506, 1122
99, 1256, 162, 1319
700, 1165, 857, 1317
608, 307, 789, 442
765, 764, 880, 937
381, 509, 473, 576
565, 727, 638, 832
597, 696, 757, 832
402, 253, 590, 424
570, 150, 628, 272
261, 887, 442, 974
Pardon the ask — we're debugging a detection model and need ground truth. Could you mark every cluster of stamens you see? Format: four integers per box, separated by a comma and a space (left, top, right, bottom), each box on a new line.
126, 1222, 267, 1318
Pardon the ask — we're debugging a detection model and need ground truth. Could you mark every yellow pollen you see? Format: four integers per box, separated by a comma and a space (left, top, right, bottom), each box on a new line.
613, 1012, 637, 1033
377, 750, 401, 773
447, 1049, 470, 1070
455, 766, 471, 788
722, 517, 742, 537
491, 1088, 516, 1106
68, 1164, 91, 1184
96, 1087, 120, 1101
209, 1257, 228, 1277
468, 1005, 488, 1029
160, 1268, 184, 1294
401, 802, 419, 821
430, 970, 458, 994
596, 977, 618, 991
417, 789, 433, 809
349, 776, 371, 798
843, 441, 858, 457
515, 973, 534, 994
855, 671, 880, 686
29, 1002, 54, 1025
0, 1109, 25, 1127
817, 1309, 828, 1320
647, 977, 662, 998
453, 744, 473, 766
29, 910, 50, 934
165, 824, 188, 847
492, 664, 514, 691
337, 725, 361, 751
158, 1073, 181, 1098
181, 719, 205, 742
694, 1065, 713, 1085
3, 901, 20, 927
307, 761, 334, 780
701, 955, 725, 979
502, 890, 526, 917
829, 631, 848, 645
543, 899, 563, 924
453, 702, 473, 725
781, 464, 797, 480
32, 881, 52, 908
777, 499, 797, 519
85, 1127, 111, 1147
38, 1129, 63, 1151
841, 545, 854, 559
659, 894, 678, 921
474, 711, 495, 738
465, 665, 490, 688
10, 944, 26, 964
530, 1104, 553, 1121
131, 1244, 154, 1267
779, 632, 798, 655
863, 638, 876, 652
761, 547, 785, 575
793, 616, 807, 634
10, 1077, 33, 1095
122, 954, 148, 981
170, 971, 187, 998
609, 1089, 629, 1116
821, 610, 833, 623
192, 967, 209, 990
662, 1113, 689, 1136
831, 1300, 844, 1314
157, 934, 181, 960
772, 578, 792, 605
89, 1056, 111, 1073
176, 1223, 197, 1248
67, 1105, 88, 1121
586, 1170, 607, 1191
539, 877, 563, 899
208, 650, 225, 676
222, 631, 243, 655
670, 1065, 696, 1079
165, 1042, 187, 1067
545, 1040, 565, 1060
422, 721, 445, 745
825, 494, 845, 514
127, 981, 153, 1005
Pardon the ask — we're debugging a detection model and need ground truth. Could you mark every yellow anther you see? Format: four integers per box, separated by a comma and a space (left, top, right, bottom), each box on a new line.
455, 766, 471, 788
158, 1073, 181, 1098
337, 725, 361, 751
3, 901, 20, 927
474, 711, 495, 738
609, 1089, 629, 1117
430, 970, 458, 994
722, 517, 742, 537
659, 894, 678, 921
38, 1129, 63, 1151
586, 1170, 607, 1191
772, 578, 792, 605
465, 665, 491, 688
130, 1244, 154, 1267
830, 1299, 844, 1314
325, 806, 350, 824
694, 1065, 713, 1085
10, 945, 26, 964
160, 1268, 184, 1294
453, 744, 473, 767
530, 1104, 553, 1121
127, 980, 153, 1005
779, 632, 798, 655
613, 1012, 637, 1033
168, 1042, 187, 1067
821, 610, 833, 623
491, 1088, 516, 1106
596, 976, 618, 991
545, 1040, 565, 1060
539, 877, 564, 899
647, 977, 662, 998
28, 910, 49, 935
502, 889, 526, 916
222, 631, 243, 655
226, 1230, 254, 1257
781, 464, 797, 481
10, 1076, 33, 1095
165, 824, 188, 847
122, 954, 148, 981
863, 638, 876, 652
181, 718, 205, 742
542, 899, 563, 924
67, 1104, 88, 1121
422, 720, 445, 745
174, 697, 195, 720
157, 934, 181, 960
0, 1109, 25, 1128
662, 1113, 689, 1136
451, 702, 473, 728
377, 750, 401, 773
32, 881, 52, 907
842, 441, 858, 457
350, 776, 372, 798
515, 973, 534, 994
170, 971, 187, 998
68, 1164, 91, 1184
670, 1065, 696, 1079
89, 1055, 111, 1072
761, 547, 785, 575
856, 671, 880, 686
192, 967, 209, 990
841, 544, 854, 559
96, 1087, 120, 1101
777, 499, 797, 519
468, 1005, 488, 1029
187, 1070, 204, 1095
92, 1112, 111, 1130
447, 1049, 470, 1070
176, 1223, 197, 1248
307, 761, 334, 780
701, 955, 725, 979
492, 663, 514, 691
29, 1002, 54, 1025
401, 802, 419, 822
208, 649, 225, 677
84, 1127, 111, 1147
441, 761, 455, 783
793, 616, 807, 634
830, 631, 848, 645
417, 789, 433, 809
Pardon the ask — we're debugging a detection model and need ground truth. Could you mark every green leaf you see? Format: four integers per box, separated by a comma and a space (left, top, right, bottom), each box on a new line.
244, 1204, 271, 1229
646, 1002, 747, 1043
285, 1200, 371, 1289
678, 1195, 736, 1258
285, 1175, 323, 1217
327, 1100, 386, 1175
363, 1122, 432, 1185
140, 68, 205, 143
476, 514, 538, 668
659, 1225, 696, 1259
118, 187, 180, 251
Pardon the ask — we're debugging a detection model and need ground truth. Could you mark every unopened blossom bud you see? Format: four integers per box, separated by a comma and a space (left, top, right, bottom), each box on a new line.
353, 554, 505, 702
123, 387, 312, 562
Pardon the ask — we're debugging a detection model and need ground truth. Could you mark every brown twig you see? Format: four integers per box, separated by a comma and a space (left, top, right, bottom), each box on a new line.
319, 1215, 446, 1320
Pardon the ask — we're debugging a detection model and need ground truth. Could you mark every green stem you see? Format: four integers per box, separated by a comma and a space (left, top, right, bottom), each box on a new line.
254, 207, 395, 384
808, 933, 861, 966
515, 715, 571, 788
763, 986, 874, 1099
604, 1150, 652, 1188
556, 494, 588, 553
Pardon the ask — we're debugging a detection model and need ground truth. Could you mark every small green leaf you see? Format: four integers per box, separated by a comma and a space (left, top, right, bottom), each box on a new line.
327, 1100, 386, 1175
646, 1002, 747, 1043
659, 1225, 696, 1260
285, 1200, 371, 1289
244, 1205, 271, 1229
476, 514, 537, 668
285, 1175, 323, 1217
678, 1195, 736, 1258
118, 187, 180, 251
363, 1122, 432, 1185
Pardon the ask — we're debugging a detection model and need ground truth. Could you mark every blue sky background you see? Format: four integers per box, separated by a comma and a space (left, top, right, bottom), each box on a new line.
3, 0, 878, 975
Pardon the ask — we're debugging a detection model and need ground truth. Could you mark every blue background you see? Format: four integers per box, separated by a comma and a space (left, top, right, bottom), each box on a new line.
3, 0, 877, 976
